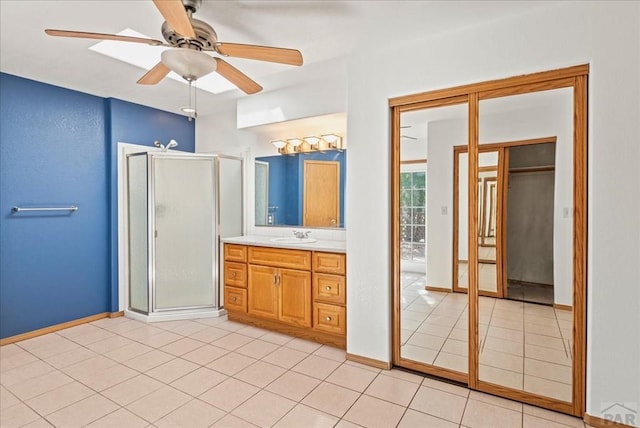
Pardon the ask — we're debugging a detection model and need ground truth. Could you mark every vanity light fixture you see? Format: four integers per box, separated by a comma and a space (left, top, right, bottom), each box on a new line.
271, 140, 287, 149
304, 136, 321, 146
270, 134, 344, 155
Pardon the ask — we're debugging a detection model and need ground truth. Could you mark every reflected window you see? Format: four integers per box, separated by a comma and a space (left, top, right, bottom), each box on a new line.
400, 170, 426, 262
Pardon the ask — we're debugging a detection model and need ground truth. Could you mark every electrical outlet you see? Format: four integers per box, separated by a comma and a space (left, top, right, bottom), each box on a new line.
441, 206, 448, 215
563, 207, 572, 218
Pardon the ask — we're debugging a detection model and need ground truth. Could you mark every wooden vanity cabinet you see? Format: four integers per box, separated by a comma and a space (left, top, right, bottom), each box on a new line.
223, 244, 248, 313
311, 252, 346, 336
223, 243, 346, 348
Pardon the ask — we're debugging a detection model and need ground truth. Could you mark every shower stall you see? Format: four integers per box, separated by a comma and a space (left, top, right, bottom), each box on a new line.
126, 152, 243, 321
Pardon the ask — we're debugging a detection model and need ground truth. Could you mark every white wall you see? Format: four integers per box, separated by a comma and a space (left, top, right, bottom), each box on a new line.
237, 76, 347, 129
346, 1, 639, 422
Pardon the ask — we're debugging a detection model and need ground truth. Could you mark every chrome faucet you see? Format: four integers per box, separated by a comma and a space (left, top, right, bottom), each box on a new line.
292, 230, 311, 239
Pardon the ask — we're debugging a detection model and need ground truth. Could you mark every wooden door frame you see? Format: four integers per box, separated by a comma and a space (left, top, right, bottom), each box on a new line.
452, 147, 503, 298
303, 160, 340, 227
390, 64, 588, 417
452, 137, 557, 298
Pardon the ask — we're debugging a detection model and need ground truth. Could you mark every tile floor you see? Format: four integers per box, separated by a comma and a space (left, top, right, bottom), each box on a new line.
400, 272, 573, 402
1, 314, 588, 428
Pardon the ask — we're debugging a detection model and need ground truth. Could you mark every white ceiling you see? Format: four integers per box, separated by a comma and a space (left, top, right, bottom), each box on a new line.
0, 1, 555, 118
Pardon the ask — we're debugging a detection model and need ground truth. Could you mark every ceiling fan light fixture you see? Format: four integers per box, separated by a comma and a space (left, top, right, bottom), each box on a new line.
161, 48, 216, 80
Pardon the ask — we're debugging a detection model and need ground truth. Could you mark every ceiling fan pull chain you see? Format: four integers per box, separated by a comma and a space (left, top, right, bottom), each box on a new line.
188, 79, 193, 122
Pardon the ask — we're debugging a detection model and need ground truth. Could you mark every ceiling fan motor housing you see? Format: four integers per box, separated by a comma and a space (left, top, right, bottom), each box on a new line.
161, 0, 217, 51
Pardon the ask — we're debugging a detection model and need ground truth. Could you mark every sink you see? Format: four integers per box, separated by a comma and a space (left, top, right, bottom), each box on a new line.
270, 237, 318, 244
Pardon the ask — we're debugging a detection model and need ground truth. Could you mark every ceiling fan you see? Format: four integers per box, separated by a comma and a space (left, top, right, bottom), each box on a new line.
44, 0, 303, 95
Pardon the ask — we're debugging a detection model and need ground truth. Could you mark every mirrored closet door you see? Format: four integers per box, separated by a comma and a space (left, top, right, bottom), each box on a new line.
393, 98, 470, 383
391, 65, 587, 416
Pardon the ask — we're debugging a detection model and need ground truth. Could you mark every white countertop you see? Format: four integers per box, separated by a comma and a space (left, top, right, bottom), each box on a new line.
221, 235, 346, 253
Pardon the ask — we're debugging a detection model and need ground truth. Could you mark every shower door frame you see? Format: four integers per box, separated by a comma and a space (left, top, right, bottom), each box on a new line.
148, 153, 219, 313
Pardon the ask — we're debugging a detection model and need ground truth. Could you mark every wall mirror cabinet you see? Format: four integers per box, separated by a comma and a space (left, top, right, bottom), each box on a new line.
391, 65, 587, 416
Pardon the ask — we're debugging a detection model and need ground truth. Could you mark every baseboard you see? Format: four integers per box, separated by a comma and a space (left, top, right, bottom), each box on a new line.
0, 311, 121, 346
425, 286, 452, 293
553, 303, 573, 311
346, 353, 392, 370
584, 413, 635, 428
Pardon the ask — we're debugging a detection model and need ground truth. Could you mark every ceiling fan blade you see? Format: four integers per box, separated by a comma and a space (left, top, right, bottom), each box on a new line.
45, 29, 164, 46
214, 43, 303, 66
152, 0, 195, 38
214, 58, 262, 95
137, 62, 171, 85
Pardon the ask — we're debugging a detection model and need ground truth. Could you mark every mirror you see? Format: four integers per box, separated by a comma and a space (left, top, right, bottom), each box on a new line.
475, 87, 574, 402
393, 66, 587, 415
398, 101, 469, 377
455, 151, 501, 295
254, 151, 346, 228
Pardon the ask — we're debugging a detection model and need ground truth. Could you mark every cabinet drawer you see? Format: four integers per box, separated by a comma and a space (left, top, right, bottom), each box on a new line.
313, 274, 346, 305
225, 286, 247, 312
225, 244, 247, 262
248, 246, 311, 270
312, 252, 346, 275
313, 303, 346, 335
224, 262, 247, 288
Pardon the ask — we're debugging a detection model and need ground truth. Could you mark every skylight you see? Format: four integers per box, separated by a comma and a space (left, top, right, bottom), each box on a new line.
89, 28, 237, 94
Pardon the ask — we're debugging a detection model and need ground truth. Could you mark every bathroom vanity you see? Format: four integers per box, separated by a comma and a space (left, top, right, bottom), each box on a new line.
221, 236, 346, 348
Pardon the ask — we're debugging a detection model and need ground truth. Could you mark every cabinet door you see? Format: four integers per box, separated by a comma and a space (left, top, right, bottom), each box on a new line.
279, 268, 312, 327
248, 265, 278, 320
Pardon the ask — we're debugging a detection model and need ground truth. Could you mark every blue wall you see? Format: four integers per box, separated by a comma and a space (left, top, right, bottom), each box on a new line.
0, 73, 194, 338
259, 151, 346, 227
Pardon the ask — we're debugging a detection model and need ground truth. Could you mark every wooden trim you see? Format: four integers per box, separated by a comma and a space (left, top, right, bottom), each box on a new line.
573, 74, 588, 417
395, 95, 469, 111
390, 64, 588, 106
452, 148, 462, 293
228, 311, 345, 349
398, 358, 468, 384
495, 147, 505, 298
501, 147, 510, 298
425, 286, 451, 293
509, 166, 555, 174
109, 311, 125, 318
478, 166, 497, 172
0, 312, 110, 346
477, 380, 573, 414
455, 136, 558, 152
347, 353, 392, 370
554, 303, 573, 311
478, 77, 576, 101
467, 92, 479, 389
391, 105, 402, 366
400, 159, 427, 165
583, 413, 635, 428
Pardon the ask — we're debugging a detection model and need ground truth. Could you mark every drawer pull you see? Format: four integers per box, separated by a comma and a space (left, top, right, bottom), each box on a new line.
231, 297, 237, 302
325, 316, 332, 321
231, 272, 237, 278
325, 286, 332, 291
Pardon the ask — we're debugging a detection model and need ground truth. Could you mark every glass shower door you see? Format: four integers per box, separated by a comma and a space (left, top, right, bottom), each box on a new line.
152, 156, 216, 310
